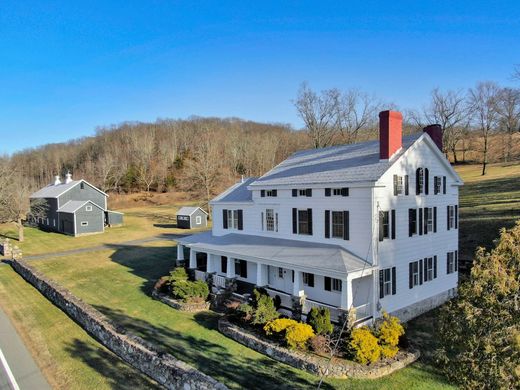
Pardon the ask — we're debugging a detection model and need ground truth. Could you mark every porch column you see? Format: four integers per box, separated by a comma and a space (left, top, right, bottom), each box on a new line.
189, 249, 197, 269
293, 270, 304, 297
256, 263, 268, 287
340, 275, 354, 310
226, 257, 236, 278
207, 254, 216, 273
176, 244, 184, 261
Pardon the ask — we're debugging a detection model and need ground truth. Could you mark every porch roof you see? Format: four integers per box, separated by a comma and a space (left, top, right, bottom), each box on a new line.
178, 232, 371, 277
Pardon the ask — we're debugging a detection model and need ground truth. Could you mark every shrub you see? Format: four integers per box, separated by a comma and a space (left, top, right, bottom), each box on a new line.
309, 335, 330, 355
264, 318, 314, 350
237, 303, 254, 322
349, 327, 381, 365
169, 268, 209, 302
169, 267, 189, 283
252, 294, 279, 325
264, 318, 298, 335
376, 312, 404, 359
306, 307, 333, 335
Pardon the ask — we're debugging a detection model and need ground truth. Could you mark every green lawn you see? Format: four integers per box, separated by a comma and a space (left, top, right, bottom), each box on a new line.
26, 240, 454, 390
0, 204, 210, 256
456, 163, 520, 263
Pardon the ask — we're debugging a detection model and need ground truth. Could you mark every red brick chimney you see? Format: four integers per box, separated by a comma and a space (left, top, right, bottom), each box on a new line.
423, 124, 443, 151
379, 110, 403, 160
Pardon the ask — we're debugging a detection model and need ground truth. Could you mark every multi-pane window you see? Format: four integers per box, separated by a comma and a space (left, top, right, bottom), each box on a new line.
303, 272, 314, 287
266, 209, 275, 231
447, 251, 458, 274
379, 267, 396, 298
393, 175, 403, 195
332, 278, 342, 292
293, 188, 312, 197
416, 168, 424, 194
324, 277, 342, 292
266, 190, 277, 197
424, 257, 434, 281
278, 267, 284, 279
434, 176, 442, 194
299, 189, 307, 196
326, 187, 349, 197
425, 208, 433, 233
379, 211, 389, 241
333, 188, 342, 196
383, 268, 392, 296
448, 206, 455, 229
298, 210, 310, 235
411, 261, 419, 287
331, 211, 344, 238
409, 209, 417, 236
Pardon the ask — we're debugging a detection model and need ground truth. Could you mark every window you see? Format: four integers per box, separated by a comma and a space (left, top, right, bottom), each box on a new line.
81, 221, 88, 226
303, 272, 314, 287
447, 205, 456, 230
86, 205, 93, 212
425, 208, 433, 233
293, 188, 312, 197
266, 209, 275, 231
223, 209, 243, 230
331, 211, 344, 238
278, 267, 284, 279
221, 256, 227, 274
196, 216, 202, 224
80, 182, 85, 190
393, 175, 403, 195
324, 277, 342, 291
424, 257, 434, 282
379, 211, 389, 241
235, 259, 247, 278
408, 209, 417, 236
266, 190, 277, 197
416, 168, 424, 194
409, 261, 420, 288
379, 267, 396, 298
332, 278, 342, 292
434, 176, 442, 194
447, 251, 458, 274
325, 187, 348, 196
293, 208, 312, 235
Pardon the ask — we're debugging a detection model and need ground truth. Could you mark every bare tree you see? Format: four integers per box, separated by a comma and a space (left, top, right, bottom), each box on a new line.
294, 83, 337, 148
468, 82, 501, 175
496, 87, 520, 162
424, 88, 468, 162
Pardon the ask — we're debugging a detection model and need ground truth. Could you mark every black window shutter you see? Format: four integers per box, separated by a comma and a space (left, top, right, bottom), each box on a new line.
409, 263, 413, 289
423, 258, 428, 281
341, 187, 349, 196
416, 168, 421, 195
343, 211, 349, 240
292, 208, 297, 234
324, 210, 330, 238
455, 205, 458, 228
393, 175, 398, 196
447, 253, 450, 274
292, 270, 294, 282
392, 267, 397, 295
423, 208, 428, 235
221, 256, 227, 273
379, 270, 384, 298
405, 175, 409, 195
391, 210, 396, 239
447, 205, 450, 230
272, 189, 277, 197
261, 190, 265, 197
292, 189, 297, 197
308, 273, 314, 287
419, 209, 423, 235
425, 168, 429, 195
379, 211, 384, 241
433, 207, 437, 232
419, 259, 423, 285
223, 209, 228, 229
409, 209, 413, 237
237, 210, 243, 230
434, 255, 438, 278
307, 208, 313, 235
443, 176, 447, 194
324, 276, 331, 291
306, 188, 312, 197
455, 250, 459, 271
325, 188, 331, 197
241, 260, 247, 278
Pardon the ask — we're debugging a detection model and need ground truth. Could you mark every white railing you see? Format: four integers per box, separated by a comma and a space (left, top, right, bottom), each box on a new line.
194, 270, 207, 281
353, 302, 371, 322
265, 288, 292, 309
213, 274, 226, 289
303, 299, 342, 322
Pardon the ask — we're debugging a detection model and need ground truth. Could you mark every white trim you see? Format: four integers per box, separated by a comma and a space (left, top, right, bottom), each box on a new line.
30, 179, 109, 200
57, 200, 104, 213
73, 213, 77, 236
85, 205, 93, 211
0, 347, 20, 390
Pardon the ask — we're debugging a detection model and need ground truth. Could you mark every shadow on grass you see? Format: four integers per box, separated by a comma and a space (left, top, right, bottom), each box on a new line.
64, 339, 160, 389
93, 305, 331, 390
153, 223, 178, 229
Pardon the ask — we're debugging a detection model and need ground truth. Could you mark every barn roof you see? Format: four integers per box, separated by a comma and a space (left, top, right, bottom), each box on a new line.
249, 134, 422, 187
30, 179, 108, 199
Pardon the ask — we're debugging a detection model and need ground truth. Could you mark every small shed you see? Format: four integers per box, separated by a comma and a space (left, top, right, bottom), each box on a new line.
176, 207, 208, 229
105, 210, 124, 226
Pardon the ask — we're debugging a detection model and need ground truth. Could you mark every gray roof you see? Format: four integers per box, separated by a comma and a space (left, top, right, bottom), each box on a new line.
57, 200, 102, 213
177, 206, 208, 216
30, 179, 107, 199
250, 134, 422, 186
211, 178, 256, 203
178, 232, 370, 276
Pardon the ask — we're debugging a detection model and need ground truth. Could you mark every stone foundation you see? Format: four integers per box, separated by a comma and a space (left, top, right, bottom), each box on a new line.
151, 290, 211, 312
218, 317, 419, 379
10, 259, 228, 390
390, 288, 457, 323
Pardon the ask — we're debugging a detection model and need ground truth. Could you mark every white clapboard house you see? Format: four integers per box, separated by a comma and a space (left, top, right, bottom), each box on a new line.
178, 110, 463, 323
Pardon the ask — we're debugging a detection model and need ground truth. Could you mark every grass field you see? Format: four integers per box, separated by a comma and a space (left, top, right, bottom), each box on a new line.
24, 241, 453, 390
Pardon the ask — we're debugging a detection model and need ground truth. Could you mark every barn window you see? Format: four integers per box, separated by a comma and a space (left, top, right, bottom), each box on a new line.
81, 221, 88, 226
80, 182, 85, 190
86, 205, 93, 211
196, 216, 202, 224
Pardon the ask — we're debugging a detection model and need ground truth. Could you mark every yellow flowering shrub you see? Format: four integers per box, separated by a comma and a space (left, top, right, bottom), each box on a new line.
349, 327, 381, 365
377, 312, 404, 359
264, 318, 315, 350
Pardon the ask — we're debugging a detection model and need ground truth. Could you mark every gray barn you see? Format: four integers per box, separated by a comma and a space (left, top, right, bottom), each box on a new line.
30, 173, 123, 237
176, 207, 208, 229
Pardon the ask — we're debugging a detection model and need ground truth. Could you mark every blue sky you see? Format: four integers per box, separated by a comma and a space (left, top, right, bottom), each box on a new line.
1, 1, 519, 154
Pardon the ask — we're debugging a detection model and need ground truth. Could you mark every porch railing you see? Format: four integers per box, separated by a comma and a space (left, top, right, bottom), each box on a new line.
194, 270, 207, 281
303, 299, 342, 322
353, 302, 371, 322
213, 274, 226, 289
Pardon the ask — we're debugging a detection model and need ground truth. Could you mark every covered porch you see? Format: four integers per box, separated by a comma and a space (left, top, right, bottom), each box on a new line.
177, 232, 375, 323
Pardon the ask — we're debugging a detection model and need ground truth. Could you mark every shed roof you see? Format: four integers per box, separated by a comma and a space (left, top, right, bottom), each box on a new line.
57, 200, 103, 214
178, 232, 371, 277
249, 134, 422, 187
176, 206, 208, 216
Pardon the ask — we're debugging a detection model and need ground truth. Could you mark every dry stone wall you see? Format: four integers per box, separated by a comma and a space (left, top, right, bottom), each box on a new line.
10, 259, 228, 390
